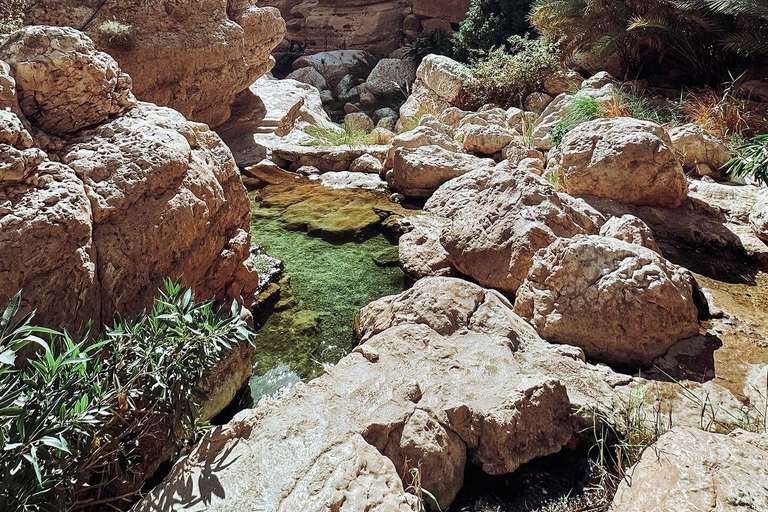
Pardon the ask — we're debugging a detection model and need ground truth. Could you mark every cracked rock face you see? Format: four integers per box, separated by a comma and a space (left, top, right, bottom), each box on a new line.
25, 0, 285, 127
514, 235, 701, 365
0, 26, 136, 136
610, 427, 768, 512
0, 27, 257, 334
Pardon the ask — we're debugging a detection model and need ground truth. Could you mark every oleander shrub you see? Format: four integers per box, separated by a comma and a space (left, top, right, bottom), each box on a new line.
0, 281, 256, 512
725, 134, 768, 185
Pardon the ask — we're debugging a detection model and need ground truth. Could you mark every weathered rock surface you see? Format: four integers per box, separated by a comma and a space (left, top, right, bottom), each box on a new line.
515, 235, 700, 365
549, 117, 688, 208
610, 427, 768, 512
366, 58, 417, 97
398, 215, 455, 280
388, 145, 495, 198
413, 0, 471, 23
0, 26, 136, 136
416, 54, 467, 105
0, 27, 258, 333
26, 0, 285, 127
750, 191, 768, 242
459, 124, 516, 155
385, 125, 462, 167
293, 50, 376, 89
669, 123, 731, 173
599, 214, 662, 253
415, 166, 603, 295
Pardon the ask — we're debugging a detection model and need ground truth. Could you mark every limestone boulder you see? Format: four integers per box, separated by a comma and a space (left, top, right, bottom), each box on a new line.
398, 215, 455, 280
388, 145, 495, 198
515, 235, 700, 365
397, 79, 452, 130
422, 167, 603, 295
599, 214, 661, 253
549, 117, 688, 208
26, 0, 285, 127
366, 58, 417, 97
293, 50, 377, 89
416, 54, 467, 105
524, 92, 554, 114
669, 123, 731, 172
385, 125, 462, 167
0, 26, 135, 136
459, 124, 516, 155
610, 428, 768, 512
543, 67, 582, 96
285, 66, 330, 92
344, 112, 375, 132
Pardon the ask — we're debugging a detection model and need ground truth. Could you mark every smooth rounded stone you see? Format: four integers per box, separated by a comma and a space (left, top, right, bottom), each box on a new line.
524, 91, 553, 114
668, 123, 731, 172
334, 74, 358, 99
0, 26, 136, 136
26, 1, 284, 127
543, 67, 582, 96
371, 126, 395, 144
374, 107, 398, 121
549, 117, 688, 208
385, 125, 462, 167
349, 153, 384, 174
750, 191, 768, 242
423, 166, 603, 295
344, 112, 374, 132
459, 124, 516, 155
609, 427, 768, 512
514, 235, 700, 365
389, 145, 495, 198
293, 50, 376, 89
599, 214, 662, 253
366, 58, 417, 97
517, 157, 545, 175
416, 54, 468, 105
343, 102, 362, 114
286, 66, 330, 92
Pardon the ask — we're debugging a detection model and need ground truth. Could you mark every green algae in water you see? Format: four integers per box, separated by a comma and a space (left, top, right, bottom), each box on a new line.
249, 199, 406, 385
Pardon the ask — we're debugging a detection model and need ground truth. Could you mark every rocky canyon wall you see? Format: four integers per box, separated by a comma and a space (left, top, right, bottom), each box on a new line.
23, 0, 285, 127
258, 0, 472, 54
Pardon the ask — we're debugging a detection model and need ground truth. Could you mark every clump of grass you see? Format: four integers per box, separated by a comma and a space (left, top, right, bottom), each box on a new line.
96, 19, 133, 46
460, 35, 558, 110
608, 88, 681, 126
302, 124, 377, 147
681, 87, 768, 141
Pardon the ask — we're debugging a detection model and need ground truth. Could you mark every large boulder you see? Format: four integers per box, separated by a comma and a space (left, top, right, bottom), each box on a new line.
417, 167, 603, 295
459, 124, 516, 155
549, 117, 688, 208
25, 0, 285, 127
136, 278, 575, 512
413, 0, 472, 23
0, 26, 136, 136
385, 125, 462, 167
514, 235, 700, 365
610, 428, 768, 512
388, 145, 495, 198
0, 27, 258, 333
668, 123, 731, 173
416, 54, 467, 105
365, 58, 417, 97
599, 214, 661, 253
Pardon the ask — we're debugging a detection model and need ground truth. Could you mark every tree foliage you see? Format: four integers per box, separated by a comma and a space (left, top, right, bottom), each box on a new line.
453, 0, 535, 60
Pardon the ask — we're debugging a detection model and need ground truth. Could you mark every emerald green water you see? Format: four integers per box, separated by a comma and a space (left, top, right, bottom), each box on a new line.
246, 189, 406, 399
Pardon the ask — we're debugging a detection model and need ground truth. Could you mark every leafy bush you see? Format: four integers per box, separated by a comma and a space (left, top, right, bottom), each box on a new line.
0, 0, 27, 33
460, 35, 559, 109
0, 282, 255, 511
531, 0, 766, 82
453, 0, 534, 60
404, 29, 455, 64
725, 134, 768, 185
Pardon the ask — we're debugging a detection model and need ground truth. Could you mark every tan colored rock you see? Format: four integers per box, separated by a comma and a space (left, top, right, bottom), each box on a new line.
599, 214, 661, 253
0, 26, 135, 136
610, 427, 768, 512
0, 110, 32, 149
397, 79, 452, 130
543, 67, 582, 96
389, 145, 495, 198
751, 191, 768, 242
26, 0, 285, 127
285, 66, 330, 92
459, 124, 516, 155
669, 123, 731, 172
349, 153, 384, 174
345, 112, 375, 132
293, 49, 376, 89
385, 125, 462, 167
524, 91, 553, 114
439, 106, 470, 127
366, 58, 417, 97
550, 117, 688, 208
416, 54, 467, 105
581, 71, 617, 89
422, 167, 602, 295
398, 215, 455, 280
515, 235, 700, 365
